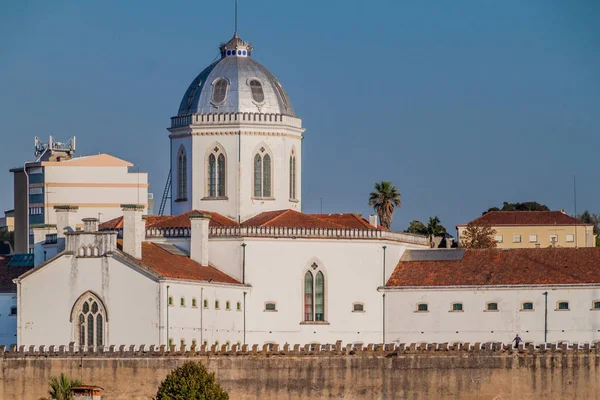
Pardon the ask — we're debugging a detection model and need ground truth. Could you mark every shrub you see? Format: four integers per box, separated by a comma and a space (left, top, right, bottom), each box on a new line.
155, 361, 228, 400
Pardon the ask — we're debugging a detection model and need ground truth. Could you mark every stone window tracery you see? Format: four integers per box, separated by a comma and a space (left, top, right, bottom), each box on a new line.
253, 147, 272, 198
304, 263, 325, 322
206, 145, 226, 198
177, 146, 187, 200
72, 292, 106, 348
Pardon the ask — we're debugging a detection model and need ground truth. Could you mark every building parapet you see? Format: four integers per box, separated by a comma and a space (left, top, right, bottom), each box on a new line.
1, 341, 598, 358
143, 226, 429, 245
171, 112, 302, 129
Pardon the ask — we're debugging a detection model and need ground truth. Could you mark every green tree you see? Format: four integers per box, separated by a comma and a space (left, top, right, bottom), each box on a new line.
368, 181, 402, 229
155, 361, 229, 400
460, 222, 497, 249
0, 230, 14, 252
47, 373, 81, 400
426, 216, 446, 236
405, 220, 427, 235
577, 210, 600, 246
484, 201, 550, 214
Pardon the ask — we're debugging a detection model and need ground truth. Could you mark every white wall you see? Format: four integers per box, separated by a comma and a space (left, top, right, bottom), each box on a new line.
385, 286, 600, 344
0, 293, 17, 346
18, 255, 160, 347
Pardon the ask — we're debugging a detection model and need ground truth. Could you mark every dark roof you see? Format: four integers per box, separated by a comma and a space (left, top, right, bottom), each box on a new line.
8, 253, 34, 267
0, 256, 33, 292
387, 247, 600, 287
458, 211, 591, 227
0, 242, 11, 255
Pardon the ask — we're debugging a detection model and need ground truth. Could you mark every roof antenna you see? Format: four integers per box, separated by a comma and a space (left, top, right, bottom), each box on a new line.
234, 0, 238, 35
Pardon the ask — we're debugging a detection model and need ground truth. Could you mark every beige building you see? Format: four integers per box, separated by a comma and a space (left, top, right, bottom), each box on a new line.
10, 137, 148, 253
0, 210, 14, 233
457, 211, 596, 248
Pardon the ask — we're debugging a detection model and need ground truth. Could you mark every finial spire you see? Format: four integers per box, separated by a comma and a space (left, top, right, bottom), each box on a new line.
234, 0, 238, 35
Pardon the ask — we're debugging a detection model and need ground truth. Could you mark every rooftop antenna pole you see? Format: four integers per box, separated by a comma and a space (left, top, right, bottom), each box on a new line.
574, 174, 578, 248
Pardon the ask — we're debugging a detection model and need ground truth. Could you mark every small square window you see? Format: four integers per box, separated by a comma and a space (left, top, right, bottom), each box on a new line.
495, 235, 503, 243
593, 301, 600, 310
353, 303, 364, 312
529, 234, 537, 243
9, 306, 17, 316
566, 234, 575, 243
452, 303, 463, 311
558, 301, 569, 310
203, 299, 208, 308
417, 303, 428, 312
486, 303, 498, 311
513, 235, 521, 243
265, 302, 277, 311
522, 302, 534, 310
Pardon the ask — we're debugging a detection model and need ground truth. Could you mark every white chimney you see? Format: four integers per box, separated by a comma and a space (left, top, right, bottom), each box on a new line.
122, 204, 145, 259
190, 213, 211, 266
369, 215, 379, 228
54, 206, 78, 252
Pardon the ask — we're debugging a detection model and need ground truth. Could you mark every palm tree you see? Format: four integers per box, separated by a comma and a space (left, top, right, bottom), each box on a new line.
48, 373, 81, 400
368, 181, 402, 229
426, 216, 446, 236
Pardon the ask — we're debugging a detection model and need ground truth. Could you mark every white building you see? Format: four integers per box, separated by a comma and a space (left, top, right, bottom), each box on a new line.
0, 254, 33, 346
10, 136, 148, 253
383, 248, 600, 345
12, 31, 600, 350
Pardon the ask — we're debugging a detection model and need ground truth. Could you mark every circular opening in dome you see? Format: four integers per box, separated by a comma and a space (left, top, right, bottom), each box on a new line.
226, 50, 231, 56
237, 50, 242, 55
243, 50, 247, 56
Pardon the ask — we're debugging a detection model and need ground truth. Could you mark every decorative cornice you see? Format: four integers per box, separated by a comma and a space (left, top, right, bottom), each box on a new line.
169, 131, 303, 139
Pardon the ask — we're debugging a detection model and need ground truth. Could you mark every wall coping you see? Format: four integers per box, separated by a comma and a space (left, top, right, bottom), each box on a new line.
2, 341, 597, 358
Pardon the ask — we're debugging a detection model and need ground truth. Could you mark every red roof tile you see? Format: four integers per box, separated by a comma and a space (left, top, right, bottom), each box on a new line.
122, 242, 240, 284
312, 213, 381, 230
459, 211, 590, 227
99, 211, 237, 231
242, 210, 346, 229
0, 256, 33, 292
387, 247, 600, 287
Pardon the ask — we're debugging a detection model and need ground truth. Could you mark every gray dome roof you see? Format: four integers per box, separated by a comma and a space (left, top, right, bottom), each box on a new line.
177, 34, 295, 117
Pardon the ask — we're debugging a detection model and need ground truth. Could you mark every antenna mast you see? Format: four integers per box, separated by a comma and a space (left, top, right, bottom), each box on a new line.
234, 0, 238, 34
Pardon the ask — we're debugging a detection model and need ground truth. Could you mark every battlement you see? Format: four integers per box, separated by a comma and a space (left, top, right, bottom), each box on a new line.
3, 340, 599, 358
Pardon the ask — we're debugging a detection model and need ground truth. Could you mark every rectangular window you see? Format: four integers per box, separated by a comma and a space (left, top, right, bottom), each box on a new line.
10, 306, 17, 316
265, 302, 277, 311
180, 297, 185, 307
29, 207, 43, 215
566, 234, 575, 242
353, 303, 364, 312
529, 234, 537, 243
192, 298, 197, 307
236, 301, 241, 311
203, 299, 208, 309
168, 296, 173, 306
558, 301, 569, 310
486, 303, 498, 311
29, 187, 43, 195
513, 235, 521, 243
226, 301, 231, 310
495, 235, 503, 243
215, 300, 220, 309
452, 303, 463, 311
28, 167, 43, 174
522, 302, 534, 310
417, 303, 428, 312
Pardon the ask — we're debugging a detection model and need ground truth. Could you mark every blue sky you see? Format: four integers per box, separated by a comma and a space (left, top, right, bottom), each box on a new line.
1, 0, 598, 233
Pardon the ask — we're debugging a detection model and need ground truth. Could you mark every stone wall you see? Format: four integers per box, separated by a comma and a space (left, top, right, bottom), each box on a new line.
1, 342, 599, 399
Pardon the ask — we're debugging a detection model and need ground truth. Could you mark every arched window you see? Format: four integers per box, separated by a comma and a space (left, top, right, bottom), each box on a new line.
303, 263, 326, 322
212, 79, 228, 104
249, 79, 265, 103
253, 147, 272, 198
289, 149, 297, 200
177, 147, 187, 200
206, 145, 226, 198
72, 292, 107, 348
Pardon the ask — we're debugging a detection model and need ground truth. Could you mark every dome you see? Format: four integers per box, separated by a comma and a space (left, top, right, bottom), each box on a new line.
177, 34, 295, 117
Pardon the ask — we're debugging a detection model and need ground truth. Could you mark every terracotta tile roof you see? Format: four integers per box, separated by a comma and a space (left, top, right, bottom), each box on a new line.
312, 213, 383, 230
99, 210, 237, 231
117, 242, 240, 284
386, 247, 600, 287
0, 256, 33, 292
241, 210, 347, 229
459, 211, 591, 227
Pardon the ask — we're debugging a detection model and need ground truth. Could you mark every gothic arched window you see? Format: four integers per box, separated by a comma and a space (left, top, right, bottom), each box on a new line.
304, 263, 326, 322
289, 149, 297, 200
206, 145, 226, 198
253, 147, 272, 198
177, 146, 187, 200
72, 292, 107, 348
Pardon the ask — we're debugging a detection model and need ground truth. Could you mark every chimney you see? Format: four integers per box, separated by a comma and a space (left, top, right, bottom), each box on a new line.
121, 204, 145, 259
82, 218, 99, 233
54, 206, 78, 252
189, 213, 211, 265
369, 215, 378, 228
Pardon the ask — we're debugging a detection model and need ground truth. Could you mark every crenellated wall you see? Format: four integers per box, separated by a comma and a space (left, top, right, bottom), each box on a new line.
1, 341, 600, 399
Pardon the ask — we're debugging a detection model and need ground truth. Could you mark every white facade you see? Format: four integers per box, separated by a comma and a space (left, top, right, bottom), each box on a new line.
384, 286, 600, 344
